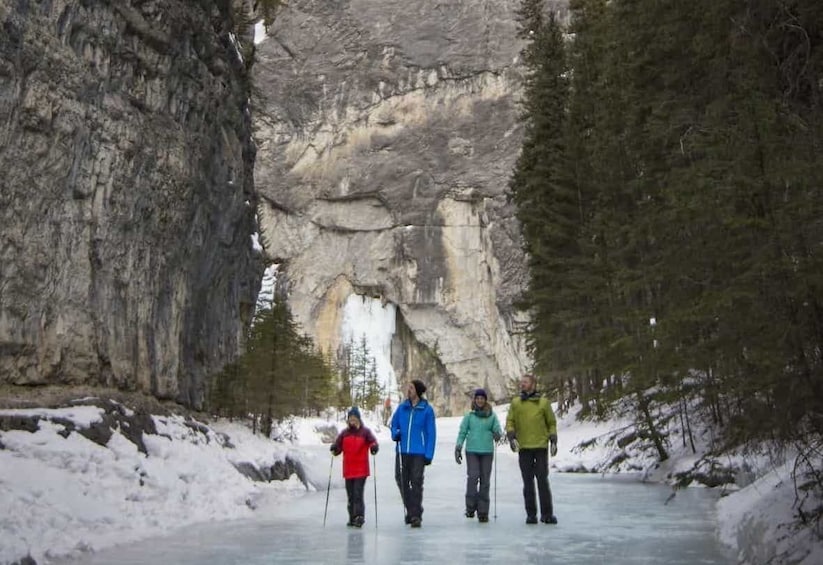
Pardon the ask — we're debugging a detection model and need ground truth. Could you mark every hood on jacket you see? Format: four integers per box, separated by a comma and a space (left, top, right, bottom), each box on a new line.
520, 390, 541, 401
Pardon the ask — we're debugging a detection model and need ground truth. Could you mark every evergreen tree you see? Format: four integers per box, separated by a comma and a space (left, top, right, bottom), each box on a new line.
511, 0, 823, 472
510, 0, 574, 390
207, 296, 339, 433
338, 335, 384, 411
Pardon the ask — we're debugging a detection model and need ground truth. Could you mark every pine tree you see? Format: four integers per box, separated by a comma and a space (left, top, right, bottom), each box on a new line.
338, 336, 384, 411
527, 0, 823, 464
510, 1, 574, 391
207, 296, 339, 433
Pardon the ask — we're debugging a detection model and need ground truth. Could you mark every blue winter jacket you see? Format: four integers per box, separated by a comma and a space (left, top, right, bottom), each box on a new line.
390, 398, 437, 461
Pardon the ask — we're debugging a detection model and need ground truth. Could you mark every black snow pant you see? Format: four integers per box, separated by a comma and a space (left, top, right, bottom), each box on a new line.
465, 452, 494, 516
345, 477, 367, 522
395, 453, 426, 521
518, 448, 554, 519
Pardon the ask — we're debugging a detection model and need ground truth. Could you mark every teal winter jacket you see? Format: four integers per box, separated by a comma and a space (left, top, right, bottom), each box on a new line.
456, 404, 502, 455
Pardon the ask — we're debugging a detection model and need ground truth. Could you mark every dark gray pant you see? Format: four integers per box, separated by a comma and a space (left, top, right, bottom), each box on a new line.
465, 452, 494, 515
345, 477, 366, 521
518, 448, 553, 519
395, 453, 426, 520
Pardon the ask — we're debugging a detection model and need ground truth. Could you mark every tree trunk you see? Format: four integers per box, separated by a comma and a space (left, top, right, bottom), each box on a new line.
637, 392, 668, 461
681, 396, 696, 453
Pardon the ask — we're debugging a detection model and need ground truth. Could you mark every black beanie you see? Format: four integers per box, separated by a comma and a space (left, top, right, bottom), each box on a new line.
411, 379, 427, 397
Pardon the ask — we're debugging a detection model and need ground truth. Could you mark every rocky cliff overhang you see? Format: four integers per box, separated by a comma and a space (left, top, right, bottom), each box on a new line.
252, 0, 541, 414
0, 0, 261, 407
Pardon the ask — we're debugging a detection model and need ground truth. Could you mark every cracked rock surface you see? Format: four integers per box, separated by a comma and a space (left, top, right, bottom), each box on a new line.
0, 1, 261, 407
253, 0, 565, 413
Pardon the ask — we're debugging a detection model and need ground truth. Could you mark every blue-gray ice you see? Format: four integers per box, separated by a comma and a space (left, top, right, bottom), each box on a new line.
64, 440, 734, 564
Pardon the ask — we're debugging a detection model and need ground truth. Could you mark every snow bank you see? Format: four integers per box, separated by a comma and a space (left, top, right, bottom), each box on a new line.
718, 461, 823, 565
2, 398, 822, 564
0, 406, 312, 564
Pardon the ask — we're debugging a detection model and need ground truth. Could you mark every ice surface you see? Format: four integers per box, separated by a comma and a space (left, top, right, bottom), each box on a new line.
62, 418, 733, 565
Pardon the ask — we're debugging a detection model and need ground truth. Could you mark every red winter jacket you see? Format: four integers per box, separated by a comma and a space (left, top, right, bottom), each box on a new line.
332, 425, 378, 479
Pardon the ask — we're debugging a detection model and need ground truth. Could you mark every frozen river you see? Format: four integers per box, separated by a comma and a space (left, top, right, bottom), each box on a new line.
64, 436, 734, 565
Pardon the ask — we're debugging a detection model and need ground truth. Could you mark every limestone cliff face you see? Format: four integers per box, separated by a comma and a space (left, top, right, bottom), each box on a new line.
254, 0, 544, 414
0, 0, 261, 406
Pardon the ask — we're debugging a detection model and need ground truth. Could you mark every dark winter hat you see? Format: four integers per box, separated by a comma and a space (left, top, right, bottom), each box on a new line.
347, 406, 361, 420
473, 388, 487, 399
411, 379, 427, 397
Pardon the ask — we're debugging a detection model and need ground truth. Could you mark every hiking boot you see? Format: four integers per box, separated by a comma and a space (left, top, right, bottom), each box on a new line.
526, 516, 538, 524
353, 515, 364, 528
410, 516, 422, 528
404, 515, 411, 524
541, 515, 558, 524
465, 510, 475, 518
478, 513, 489, 523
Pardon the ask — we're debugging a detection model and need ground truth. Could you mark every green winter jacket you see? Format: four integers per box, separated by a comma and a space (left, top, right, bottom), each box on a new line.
505, 392, 557, 449
456, 405, 503, 454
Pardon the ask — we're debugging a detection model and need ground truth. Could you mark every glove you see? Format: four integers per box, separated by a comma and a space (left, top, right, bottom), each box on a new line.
509, 438, 520, 453
506, 431, 516, 442
550, 434, 558, 457
454, 447, 462, 465
424, 458, 432, 466
370, 444, 379, 455
330, 445, 340, 455
492, 431, 502, 443
392, 433, 401, 442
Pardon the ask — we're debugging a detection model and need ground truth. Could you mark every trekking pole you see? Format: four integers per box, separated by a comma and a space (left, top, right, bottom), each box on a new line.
396, 442, 407, 522
323, 453, 334, 527
373, 452, 378, 530
493, 440, 498, 521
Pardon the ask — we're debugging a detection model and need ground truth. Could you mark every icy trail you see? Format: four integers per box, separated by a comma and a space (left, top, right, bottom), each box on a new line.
62, 434, 733, 564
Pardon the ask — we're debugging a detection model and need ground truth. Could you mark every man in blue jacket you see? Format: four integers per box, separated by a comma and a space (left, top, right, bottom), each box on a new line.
391, 379, 437, 528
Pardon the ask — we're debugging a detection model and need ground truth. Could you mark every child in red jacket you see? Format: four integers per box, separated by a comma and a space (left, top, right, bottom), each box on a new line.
330, 407, 379, 527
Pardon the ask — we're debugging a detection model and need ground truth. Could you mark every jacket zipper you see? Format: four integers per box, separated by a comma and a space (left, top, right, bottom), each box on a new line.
405, 406, 414, 452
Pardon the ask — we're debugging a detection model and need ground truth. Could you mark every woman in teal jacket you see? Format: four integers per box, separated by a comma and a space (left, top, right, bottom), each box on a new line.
454, 388, 502, 522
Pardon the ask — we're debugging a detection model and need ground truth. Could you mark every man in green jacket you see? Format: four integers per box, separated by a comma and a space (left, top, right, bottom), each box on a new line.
505, 373, 558, 524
